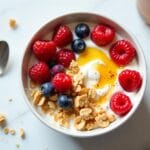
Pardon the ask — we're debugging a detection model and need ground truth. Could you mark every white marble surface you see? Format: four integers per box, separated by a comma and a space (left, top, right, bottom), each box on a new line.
0, 0, 150, 149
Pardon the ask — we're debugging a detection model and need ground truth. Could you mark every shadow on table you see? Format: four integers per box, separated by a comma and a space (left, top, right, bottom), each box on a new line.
71, 98, 150, 150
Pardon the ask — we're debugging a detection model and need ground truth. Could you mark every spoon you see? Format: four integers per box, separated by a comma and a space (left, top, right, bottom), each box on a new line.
0, 41, 9, 75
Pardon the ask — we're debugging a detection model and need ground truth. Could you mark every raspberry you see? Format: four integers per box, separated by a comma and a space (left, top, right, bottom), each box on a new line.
110, 40, 136, 66
33, 40, 56, 62
56, 49, 75, 67
53, 25, 73, 47
110, 92, 132, 116
119, 69, 142, 92
91, 24, 115, 46
52, 73, 72, 92
29, 62, 51, 84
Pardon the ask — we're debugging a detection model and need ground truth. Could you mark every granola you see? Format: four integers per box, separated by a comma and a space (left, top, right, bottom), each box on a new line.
4, 127, 9, 134
29, 60, 116, 131
9, 19, 17, 29
0, 114, 6, 125
19, 128, 25, 139
9, 129, 16, 135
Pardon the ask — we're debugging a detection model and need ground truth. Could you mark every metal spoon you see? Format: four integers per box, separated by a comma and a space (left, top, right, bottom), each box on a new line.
0, 41, 9, 75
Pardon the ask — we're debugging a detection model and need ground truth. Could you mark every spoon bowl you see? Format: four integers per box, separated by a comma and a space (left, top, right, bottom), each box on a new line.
0, 41, 9, 75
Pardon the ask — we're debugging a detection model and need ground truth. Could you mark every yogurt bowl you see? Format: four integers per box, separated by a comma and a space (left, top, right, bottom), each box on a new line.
21, 13, 146, 137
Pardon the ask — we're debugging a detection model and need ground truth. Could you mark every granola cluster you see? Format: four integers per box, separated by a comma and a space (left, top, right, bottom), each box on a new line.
29, 60, 116, 131
0, 114, 6, 125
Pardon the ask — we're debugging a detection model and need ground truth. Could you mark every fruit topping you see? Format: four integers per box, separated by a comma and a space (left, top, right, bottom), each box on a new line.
29, 62, 51, 84
75, 23, 90, 38
52, 73, 72, 92
56, 49, 75, 67
110, 92, 132, 116
53, 25, 73, 47
41, 82, 54, 96
33, 40, 56, 62
110, 40, 136, 66
71, 39, 86, 53
119, 69, 142, 92
91, 24, 115, 46
57, 95, 73, 109
51, 64, 65, 76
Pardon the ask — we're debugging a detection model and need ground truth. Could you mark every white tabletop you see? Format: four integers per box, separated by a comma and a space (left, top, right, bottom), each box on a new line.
0, 0, 150, 149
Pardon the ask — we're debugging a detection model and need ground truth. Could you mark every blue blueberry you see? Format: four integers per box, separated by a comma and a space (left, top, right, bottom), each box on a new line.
57, 95, 72, 109
71, 39, 86, 53
75, 23, 90, 38
51, 64, 64, 76
41, 82, 54, 96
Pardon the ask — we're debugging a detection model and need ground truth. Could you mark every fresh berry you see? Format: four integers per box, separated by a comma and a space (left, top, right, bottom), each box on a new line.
110, 92, 132, 116
29, 62, 51, 84
75, 23, 90, 38
91, 24, 115, 46
57, 95, 73, 109
110, 40, 136, 66
41, 82, 54, 96
51, 64, 64, 76
119, 69, 142, 92
56, 49, 75, 67
71, 39, 86, 53
52, 73, 72, 92
33, 40, 56, 62
53, 25, 73, 47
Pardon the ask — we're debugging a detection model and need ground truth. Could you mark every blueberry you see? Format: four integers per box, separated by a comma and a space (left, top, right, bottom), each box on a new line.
71, 39, 86, 53
57, 95, 72, 109
51, 64, 64, 76
75, 23, 90, 38
41, 82, 54, 96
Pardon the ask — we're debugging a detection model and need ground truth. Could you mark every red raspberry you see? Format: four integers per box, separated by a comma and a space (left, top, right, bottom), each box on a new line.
56, 49, 75, 67
29, 62, 51, 84
53, 25, 73, 47
91, 24, 115, 46
110, 92, 132, 116
52, 73, 72, 92
119, 69, 142, 92
33, 40, 56, 62
110, 40, 136, 66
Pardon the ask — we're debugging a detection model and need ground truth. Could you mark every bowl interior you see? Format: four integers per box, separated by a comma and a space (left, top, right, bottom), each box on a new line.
21, 13, 146, 137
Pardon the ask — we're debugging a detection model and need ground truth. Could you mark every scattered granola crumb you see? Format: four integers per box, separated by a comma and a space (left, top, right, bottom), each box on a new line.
8, 98, 13, 102
0, 114, 6, 125
4, 127, 9, 134
19, 128, 25, 139
9, 19, 17, 29
16, 144, 20, 148
9, 129, 16, 135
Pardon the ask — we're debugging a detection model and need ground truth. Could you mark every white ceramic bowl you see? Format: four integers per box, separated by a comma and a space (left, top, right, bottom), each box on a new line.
21, 13, 146, 137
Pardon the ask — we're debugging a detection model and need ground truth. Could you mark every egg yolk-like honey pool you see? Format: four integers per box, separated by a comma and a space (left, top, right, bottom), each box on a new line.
77, 47, 120, 104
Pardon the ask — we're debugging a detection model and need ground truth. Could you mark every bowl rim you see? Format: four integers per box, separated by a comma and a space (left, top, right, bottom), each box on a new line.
21, 12, 147, 138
